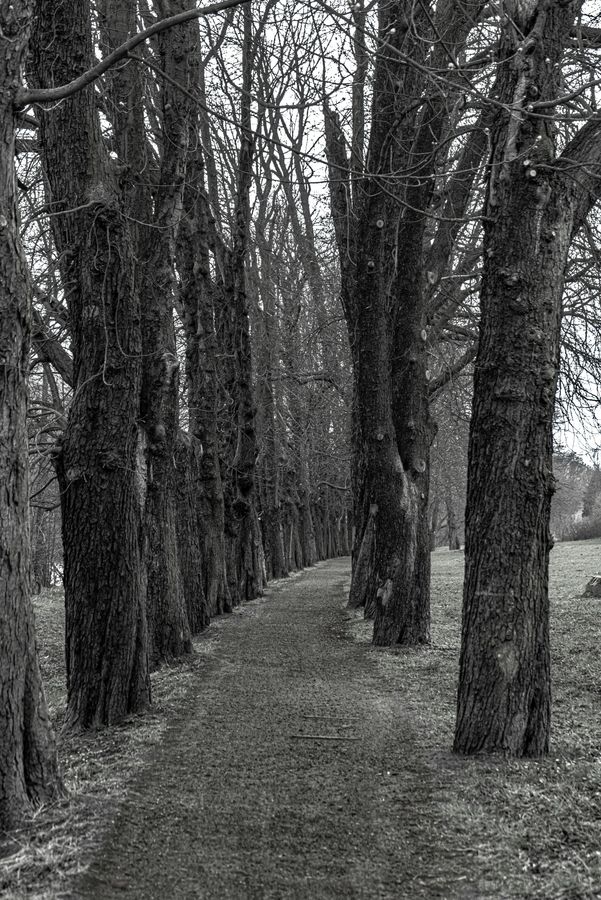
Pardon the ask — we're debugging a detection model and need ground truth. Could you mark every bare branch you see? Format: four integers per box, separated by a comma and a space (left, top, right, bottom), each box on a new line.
555, 119, 601, 236
16, 0, 249, 107
428, 343, 477, 400
31, 308, 73, 387
323, 102, 351, 274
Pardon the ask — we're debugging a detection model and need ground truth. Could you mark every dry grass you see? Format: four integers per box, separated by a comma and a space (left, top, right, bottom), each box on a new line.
3, 541, 601, 899
348, 539, 601, 899
1, 592, 209, 900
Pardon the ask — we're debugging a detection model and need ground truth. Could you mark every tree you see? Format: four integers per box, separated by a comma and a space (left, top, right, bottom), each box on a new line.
0, 0, 62, 830
582, 466, 601, 518
455, 0, 601, 756
125, 0, 197, 664
178, 1, 268, 607
98, 0, 211, 655
31, 0, 151, 729
177, 143, 233, 618
220, 2, 265, 603
325, 0, 486, 643
430, 392, 470, 550
550, 451, 590, 539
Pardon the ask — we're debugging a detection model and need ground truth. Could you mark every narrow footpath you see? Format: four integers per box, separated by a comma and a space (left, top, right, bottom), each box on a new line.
74, 559, 481, 900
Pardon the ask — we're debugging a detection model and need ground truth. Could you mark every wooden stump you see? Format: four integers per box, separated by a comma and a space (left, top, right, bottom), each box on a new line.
583, 576, 601, 598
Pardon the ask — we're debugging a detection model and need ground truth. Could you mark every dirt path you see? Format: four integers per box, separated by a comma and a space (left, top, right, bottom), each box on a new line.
74, 559, 482, 900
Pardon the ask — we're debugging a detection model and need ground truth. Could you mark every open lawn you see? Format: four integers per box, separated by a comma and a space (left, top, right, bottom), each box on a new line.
2, 539, 601, 899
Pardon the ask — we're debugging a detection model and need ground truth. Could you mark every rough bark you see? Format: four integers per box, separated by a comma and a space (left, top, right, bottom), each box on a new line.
283, 492, 304, 571
99, 0, 198, 665
221, 4, 264, 604
297, 455, 318, 568
279, 289, 317, 571
325, 0, 485, 644
175, 432, 210, 633
454, 1, 581, 756
0, 0, 63, 828
177, 147, 231, 617
137, 1, 196, 666
32, 0, 151, 729
255, 279, 287, 581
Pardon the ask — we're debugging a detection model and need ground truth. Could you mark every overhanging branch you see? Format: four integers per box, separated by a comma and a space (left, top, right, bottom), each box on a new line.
16, 0, 249, 108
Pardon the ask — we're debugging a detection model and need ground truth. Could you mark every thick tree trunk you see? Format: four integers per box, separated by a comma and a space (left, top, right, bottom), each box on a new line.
312, 504, 325, 561
221, 4, 264, 604
255, 319, 287, 581
177, 149, 231, 618
139, 220, 190, 663
339, 512, 350, 556
139, 244, 192, 663
98, 0, 195, 666
31, 507, 53, 590
298, 453, 317, 568
261, 508, 287, 580
175, 433, 209, 634
339, 189, 430, 642
379, 245, 434, 643
32, 0, 151, 729
53, 216, 150, 727
142, 420, 193, 666
286, 500, 304, 571
0, 4, 62, 824
136, 2, 198, 666
350, 293, 425, 638
325, 0, 489, 643
454, 1, 578, 756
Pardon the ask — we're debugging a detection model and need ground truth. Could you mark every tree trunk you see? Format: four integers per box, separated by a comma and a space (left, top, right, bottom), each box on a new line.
175, 433, 209, 634
137, 3, 197, 665
454, 1, 579, 756
446, 496, 461, 551
298, 453, 317, 567
98, 0, 197, 665
429, 497, 440, 551
221, 4, 264, 604
261, 509, 287, 580
0, 2, 62, 825
177, 147, 231, 617
339, 512, 350, 556
312, 504, 325, 561
255, 309, 287, 580
31, 506, 53, 590
324, 0, 481, 644
287, 500, 304, 571
350, 296, 424, 635
32, 0, 151, 729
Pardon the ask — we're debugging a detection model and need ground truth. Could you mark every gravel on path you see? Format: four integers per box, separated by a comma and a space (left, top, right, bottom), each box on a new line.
73, 559, 481, 900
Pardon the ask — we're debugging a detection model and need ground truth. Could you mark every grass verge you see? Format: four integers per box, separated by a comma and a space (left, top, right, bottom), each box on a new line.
1, 593, 216, 900
349, 538, 601, 899
3, 540, 601, 898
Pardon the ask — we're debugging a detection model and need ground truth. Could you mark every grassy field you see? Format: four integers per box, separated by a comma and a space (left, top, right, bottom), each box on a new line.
2, 539, 601, 898
426, 539, 601, 899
